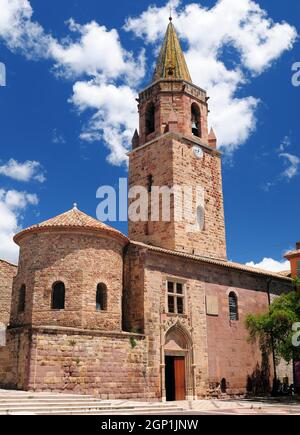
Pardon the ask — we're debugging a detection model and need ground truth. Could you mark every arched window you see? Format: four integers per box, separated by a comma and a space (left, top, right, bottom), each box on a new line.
145, 102, 155, 135
229, 292, 238, 321
96, 283, 107, 311
191, 103, 201, 137
51, 282, 65, 310
18, 285, 26, 313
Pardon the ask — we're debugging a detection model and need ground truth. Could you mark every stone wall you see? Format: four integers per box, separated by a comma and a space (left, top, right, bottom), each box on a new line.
138, 80, 209, 147
128, 132, 226, 260
126, 243, 293, 398
123, 245, 145, 333
0, 328, 31, 389
10, 231, 125, 331
203, 269, 292, 396
172, 137, 226, 259
0, 260, 17, 326
0, 326, 159, 400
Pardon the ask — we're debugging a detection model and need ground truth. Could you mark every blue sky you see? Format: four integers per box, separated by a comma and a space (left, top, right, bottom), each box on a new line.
0, 0, 299, 270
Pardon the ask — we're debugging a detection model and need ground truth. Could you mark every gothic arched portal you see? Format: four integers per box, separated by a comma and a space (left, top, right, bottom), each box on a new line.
162, 322, 195, 401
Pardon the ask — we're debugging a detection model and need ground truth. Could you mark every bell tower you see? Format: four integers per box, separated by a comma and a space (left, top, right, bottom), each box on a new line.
128, 19, 227, 260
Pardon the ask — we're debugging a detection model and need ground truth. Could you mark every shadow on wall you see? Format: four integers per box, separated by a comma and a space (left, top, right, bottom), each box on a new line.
246, 353, 271, 396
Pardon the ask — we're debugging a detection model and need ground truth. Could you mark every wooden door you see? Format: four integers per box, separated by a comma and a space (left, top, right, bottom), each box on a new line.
174, 357, 186, 401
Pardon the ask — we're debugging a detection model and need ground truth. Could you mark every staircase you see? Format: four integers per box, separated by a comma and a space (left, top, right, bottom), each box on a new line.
0, 390, 185, 415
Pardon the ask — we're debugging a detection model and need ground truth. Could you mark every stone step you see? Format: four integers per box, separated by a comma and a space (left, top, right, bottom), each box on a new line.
0, 390, 185, 416
40, 407, 186, 416
0, 397, 112, 403
39, 405, 184, 416
0, 394, 97, 402
0, 404, 182, 415
0, 401, 115, 408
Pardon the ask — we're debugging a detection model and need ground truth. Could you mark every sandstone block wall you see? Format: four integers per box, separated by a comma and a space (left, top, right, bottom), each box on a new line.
204, 271, 292, 395
0, 328, 30, 389
10, 231, 124, 331
138, 80, 209, 147
172, 137, 226, 259
0, 260, 17, 326
0, 326, 159, 400
126, 243, 293, 398
128, 133, 226, 260
123, 245, 146, 333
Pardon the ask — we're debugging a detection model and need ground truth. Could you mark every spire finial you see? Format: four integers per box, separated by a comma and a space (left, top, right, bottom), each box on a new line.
152, 11, 192, 83
73, 202, 78, 210
169, 6, 173, 21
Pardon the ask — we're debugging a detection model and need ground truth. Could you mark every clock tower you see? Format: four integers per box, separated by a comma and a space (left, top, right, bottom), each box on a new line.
128, 18, 227, 260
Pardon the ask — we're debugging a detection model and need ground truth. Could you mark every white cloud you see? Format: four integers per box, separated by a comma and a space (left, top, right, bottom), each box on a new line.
0, 189, 38, 263
246, 257, 290, 273
125, 0, 297, 155
0, 0, 297, 164
52, 129, 66, 145
280, 153, 300, 180
0, 0, 52, 58
277, 135, 291, 153
51, 19, 145, 85
0, 2, 144, 165
0, 159, 45, 182
71, 80, 138, 165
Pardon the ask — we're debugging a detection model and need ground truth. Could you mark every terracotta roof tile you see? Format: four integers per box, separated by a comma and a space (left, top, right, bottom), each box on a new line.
0, 259, 17, 268
285, 249, 300, 258
131, 241, 292, 281
14, 207, 128, 244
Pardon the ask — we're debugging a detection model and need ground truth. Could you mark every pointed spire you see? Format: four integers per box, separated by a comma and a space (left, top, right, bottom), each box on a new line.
208, 127, 217, 148
132, 129, 140, 149
208, 127, 216, 140
152, 20, 192, 83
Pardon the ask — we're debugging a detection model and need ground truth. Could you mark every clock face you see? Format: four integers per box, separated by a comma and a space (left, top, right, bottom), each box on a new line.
193, 146, 203, 160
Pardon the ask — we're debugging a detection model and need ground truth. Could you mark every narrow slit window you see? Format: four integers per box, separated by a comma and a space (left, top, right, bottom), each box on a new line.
229, 292, 238, 321
145, 102, 155, 135
191, 103, 201, 137
96, 283, 107, 311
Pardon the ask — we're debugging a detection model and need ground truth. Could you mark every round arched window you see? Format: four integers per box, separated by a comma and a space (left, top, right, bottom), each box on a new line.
96, 283, 107, 311
51, 282, 65, 310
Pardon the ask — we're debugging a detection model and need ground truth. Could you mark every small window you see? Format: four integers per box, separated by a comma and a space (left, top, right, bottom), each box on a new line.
96, 283, 107, 311
147, 174, 153, 193
191, 103, 201, 137
145, 102, 155, 135
51, 282, 65, 310
297, 261, 300, 277
167, 281, 185, 315
221, 378, 227, 393
229, 292, 238, 321
18, 285, 26, 313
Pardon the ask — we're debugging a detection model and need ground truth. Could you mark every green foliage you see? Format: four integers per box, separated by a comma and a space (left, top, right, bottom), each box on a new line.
246, 287, 300, 363
68, 340, 77, 347
130, 336, 137, 349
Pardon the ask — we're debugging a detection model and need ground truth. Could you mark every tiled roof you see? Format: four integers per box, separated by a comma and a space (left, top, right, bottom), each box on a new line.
285, 249, 300, 259
131, 241, 292, 281
0, 259, 17, 268
278, 270, 291, 277
14, 207, 128, 244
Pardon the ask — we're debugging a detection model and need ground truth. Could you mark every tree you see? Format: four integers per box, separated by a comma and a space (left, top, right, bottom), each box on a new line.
246, 283, 300, 364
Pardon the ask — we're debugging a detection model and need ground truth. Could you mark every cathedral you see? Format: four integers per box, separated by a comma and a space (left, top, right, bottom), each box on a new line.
0, 19, 298, 401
